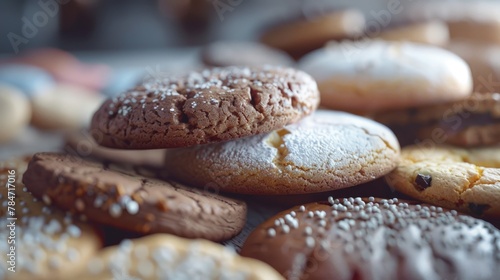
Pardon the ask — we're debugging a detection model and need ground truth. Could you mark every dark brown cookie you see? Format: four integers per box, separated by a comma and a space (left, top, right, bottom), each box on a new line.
22, 153, 247, 242
90, 66, 319, 149
201, 41, 294, 67
373, 92, 500, 147
241, 197, 500, 280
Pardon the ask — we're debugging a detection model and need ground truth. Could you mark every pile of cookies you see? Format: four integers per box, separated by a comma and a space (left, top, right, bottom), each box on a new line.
2, 1, 500, 280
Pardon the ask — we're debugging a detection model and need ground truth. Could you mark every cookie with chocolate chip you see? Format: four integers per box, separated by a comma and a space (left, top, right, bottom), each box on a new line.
90, 66, 319, 149
241, 197, 500, 280
76, 234, 284, 280
164, 110, 400, 195
373, 92, 500, 147
385, 145, 500, 218
22, 153, 247, 241
0, 157, 102, 280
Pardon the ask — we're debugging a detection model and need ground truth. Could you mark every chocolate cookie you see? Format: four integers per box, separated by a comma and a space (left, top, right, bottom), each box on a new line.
164, 111, 400, 195
201, 41, 294, 67
241, 197, 500, 280
0, 157, 102, 280
373, 92, 500, 147
76, 234, 284, 280
22, 153, 247, 241
385, 145, 500, 218
91, 66, 319, 149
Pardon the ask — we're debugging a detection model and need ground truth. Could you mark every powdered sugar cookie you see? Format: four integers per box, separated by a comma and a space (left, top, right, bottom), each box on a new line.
76, 234, 284, 280
298, 40, 472, 112
164, 110, 400, 195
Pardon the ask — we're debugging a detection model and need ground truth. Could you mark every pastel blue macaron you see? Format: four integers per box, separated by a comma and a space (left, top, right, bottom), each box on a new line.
102, 68, 143, 97
0, 64, 55, 97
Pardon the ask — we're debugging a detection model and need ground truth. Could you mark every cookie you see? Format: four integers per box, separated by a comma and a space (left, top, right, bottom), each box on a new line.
31, 84, 105, 130
11, 48, 110, 90
298, 40, 472, 112
164, 110, 400, 195
377, 21, 449, 46
240, 197, 500, 280
201, 41, 294, 67
22, 153, 246, 241
385, 145, 500, 218
65, 129, 165, 167
260, 9, 365, 59
446, 41, 500, 93
75, 234, 284, 280
0, 64, 55, 97
373, 92, 500, 147
0, 157, 102, 280
91, 66, 319, 149
0, 84, 31, 144
400, 1, 500, 44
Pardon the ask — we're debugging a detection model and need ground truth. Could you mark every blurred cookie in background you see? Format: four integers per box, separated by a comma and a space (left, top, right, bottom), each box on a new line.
376, 20, 449, 46
31, 84, 105, 131
0, 64, 55, 98
299, 40, 472, 113
75, 234, 284, 280
0, 84, 31, 144
373, 92, 500, 147
446, 41, 500, 93
65, 129, 165, 168
201, 41, 294, 67
260, 9, 365, 59
3, 48, 110, 91
400, 1, 500, 45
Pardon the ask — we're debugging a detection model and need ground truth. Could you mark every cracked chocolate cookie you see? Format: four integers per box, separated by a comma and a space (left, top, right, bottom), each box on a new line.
0, 156, 102, 280
164, 110, 400, 195
385, 145, 500, 218
22, 153, 247, 241
76, 234, 284, 280
90, 66, 319, 149
240, 197, 500, 280
373, 92, 500, 147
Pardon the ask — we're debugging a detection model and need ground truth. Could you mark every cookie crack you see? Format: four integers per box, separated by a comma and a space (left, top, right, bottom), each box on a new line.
265, 128, 291, 170
457, 166, 484, 196
355, 125, 399, 153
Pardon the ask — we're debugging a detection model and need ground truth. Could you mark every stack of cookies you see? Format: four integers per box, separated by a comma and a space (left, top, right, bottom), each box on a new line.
3, 2, 500, 279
